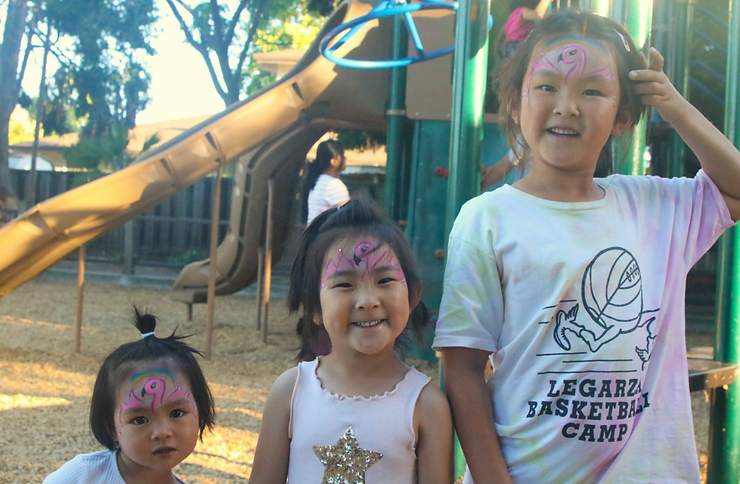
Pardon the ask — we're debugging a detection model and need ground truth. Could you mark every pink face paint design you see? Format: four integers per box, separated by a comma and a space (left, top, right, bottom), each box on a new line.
524, 36, 616, 99
119, 388, 145, 424
117, 370, 198, 424
167, 385, 198, 419
321, 241, 407, 288
321, 248, 356, 288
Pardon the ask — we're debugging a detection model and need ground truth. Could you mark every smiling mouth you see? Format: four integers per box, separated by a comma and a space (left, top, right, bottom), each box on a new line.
547, 127, 580, 137
353, 319, 384, 328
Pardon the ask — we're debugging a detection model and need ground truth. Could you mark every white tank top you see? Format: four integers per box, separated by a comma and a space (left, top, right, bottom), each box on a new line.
287, 358, 431, 483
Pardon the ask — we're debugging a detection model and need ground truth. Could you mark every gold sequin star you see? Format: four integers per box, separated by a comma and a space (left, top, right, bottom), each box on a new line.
313, 426, 382, 484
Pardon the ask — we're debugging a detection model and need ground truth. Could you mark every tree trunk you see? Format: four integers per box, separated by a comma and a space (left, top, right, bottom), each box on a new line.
0, 0, 29, 197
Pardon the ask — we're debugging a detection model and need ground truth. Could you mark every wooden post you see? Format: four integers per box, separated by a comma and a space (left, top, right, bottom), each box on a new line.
261, 179, 275, 344
256, 246, 264, 330
74, 245, 85, 353
205, 167, 223, 359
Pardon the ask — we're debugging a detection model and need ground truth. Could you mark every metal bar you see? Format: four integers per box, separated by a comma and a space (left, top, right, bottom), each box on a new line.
74, 245, 85, 353
262, 179, 275, 344
447, 0, 490, 478
384, 13, 409, 221
615, 0, 653, 176
707, 0, 740, 480
668, 0, 693, 177
205, 165, 223, 360
445, 0, 490, 235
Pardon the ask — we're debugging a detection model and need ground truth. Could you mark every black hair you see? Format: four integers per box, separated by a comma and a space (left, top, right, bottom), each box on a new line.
89, 307, 216, 450
498, 10, 649, 175
288, 194, 430, 361
302, 139, 345, 221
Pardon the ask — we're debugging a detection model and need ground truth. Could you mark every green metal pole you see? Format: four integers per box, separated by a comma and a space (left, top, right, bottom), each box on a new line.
615, 0, 653, 176
445, 0, 490, 235
384, 14, 409, 222
667, 0, 693, 177
587, 0, 612, 18
707, 0, 740, 482
447, 0, 490, 479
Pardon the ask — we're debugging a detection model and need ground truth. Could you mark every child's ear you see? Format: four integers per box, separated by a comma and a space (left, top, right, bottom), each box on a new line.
611, 111, 633, 136
508, 98, 521, 125
408, 287, 422, 311
313, 313, 323, 325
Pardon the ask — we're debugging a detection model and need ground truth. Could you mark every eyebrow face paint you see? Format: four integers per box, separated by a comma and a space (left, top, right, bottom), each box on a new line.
321, 240, 406, 288
524, 36, 616, 99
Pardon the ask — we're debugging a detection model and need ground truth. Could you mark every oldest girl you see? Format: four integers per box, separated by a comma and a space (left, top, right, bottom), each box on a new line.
435, 10, 740, 484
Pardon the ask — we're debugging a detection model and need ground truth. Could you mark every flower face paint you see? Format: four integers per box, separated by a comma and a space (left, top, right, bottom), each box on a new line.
318, 237, 410, 357
114, 365, 200, 478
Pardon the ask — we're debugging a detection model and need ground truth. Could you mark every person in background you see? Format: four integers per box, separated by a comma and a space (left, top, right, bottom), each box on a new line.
304, 139, 350, 225
503, 0, 554, 58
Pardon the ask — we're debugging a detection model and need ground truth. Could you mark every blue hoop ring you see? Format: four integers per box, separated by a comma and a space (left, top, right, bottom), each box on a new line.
320, 0, 459, 69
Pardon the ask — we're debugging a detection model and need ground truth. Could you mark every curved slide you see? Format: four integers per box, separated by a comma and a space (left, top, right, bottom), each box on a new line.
0, 0, 392, 299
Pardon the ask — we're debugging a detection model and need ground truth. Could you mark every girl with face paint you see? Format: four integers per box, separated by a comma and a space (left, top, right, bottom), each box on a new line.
250, 195, 453, 484
43, 309, 215, 484
435, 9, 740, 484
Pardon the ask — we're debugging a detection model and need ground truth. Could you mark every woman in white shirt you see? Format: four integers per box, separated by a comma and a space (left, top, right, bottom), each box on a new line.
304, 139, 349, 225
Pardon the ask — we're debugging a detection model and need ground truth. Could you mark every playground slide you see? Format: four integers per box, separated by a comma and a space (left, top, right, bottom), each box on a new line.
0, 0, 392, 299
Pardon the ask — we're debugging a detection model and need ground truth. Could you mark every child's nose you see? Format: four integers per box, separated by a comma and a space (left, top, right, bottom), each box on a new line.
553, 93, 579, 117
150, 420, 174, 440
355, 285, 381, 310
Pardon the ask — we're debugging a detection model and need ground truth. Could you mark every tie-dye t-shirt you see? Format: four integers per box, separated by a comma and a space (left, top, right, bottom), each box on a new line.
434, 170, 733, 483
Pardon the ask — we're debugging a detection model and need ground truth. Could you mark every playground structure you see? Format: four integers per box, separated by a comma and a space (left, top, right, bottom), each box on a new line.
0, 0, 739, 480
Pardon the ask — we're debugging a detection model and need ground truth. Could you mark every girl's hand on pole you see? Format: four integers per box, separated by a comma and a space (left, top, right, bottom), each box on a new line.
628, 47, 690, 126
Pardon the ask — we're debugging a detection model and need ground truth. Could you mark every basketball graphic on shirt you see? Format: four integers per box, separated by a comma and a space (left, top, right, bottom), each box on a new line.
581, 247, 643, 329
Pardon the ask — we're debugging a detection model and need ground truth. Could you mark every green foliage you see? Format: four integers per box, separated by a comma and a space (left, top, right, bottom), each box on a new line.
306, 0, 340, 16
242, 2, 324, 95
64, 123, 159, 172
36, 67, 81, 136
45, 0, 158, 135
165, 0, 332, 103
335, 129, 386, 152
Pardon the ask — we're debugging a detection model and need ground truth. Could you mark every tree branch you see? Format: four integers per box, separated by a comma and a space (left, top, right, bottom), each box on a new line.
235, 0, 268, 81
164, 0, 227, 101
224, 0, 250, 46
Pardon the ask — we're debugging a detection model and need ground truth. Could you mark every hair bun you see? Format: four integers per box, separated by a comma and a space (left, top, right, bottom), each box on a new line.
133, 306, 157, 335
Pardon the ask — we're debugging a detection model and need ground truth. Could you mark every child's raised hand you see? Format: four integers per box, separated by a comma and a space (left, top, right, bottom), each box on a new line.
629, 47, 690, 126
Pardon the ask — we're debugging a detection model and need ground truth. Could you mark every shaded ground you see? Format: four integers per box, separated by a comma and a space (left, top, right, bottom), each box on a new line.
0, 278, 716, 483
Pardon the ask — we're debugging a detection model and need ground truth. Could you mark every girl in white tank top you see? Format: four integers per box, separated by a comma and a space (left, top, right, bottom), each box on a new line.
250, 196, 453, 484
